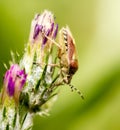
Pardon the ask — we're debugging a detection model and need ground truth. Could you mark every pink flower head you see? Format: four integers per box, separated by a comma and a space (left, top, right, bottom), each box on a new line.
4, 64, 27, 97
29, 10, 58, 45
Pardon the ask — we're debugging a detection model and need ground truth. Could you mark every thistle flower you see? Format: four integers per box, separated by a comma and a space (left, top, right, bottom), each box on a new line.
1, 64, 27, 104
29, 10, 58, 46
22, 10, 59, 73
0, 10, 80, 130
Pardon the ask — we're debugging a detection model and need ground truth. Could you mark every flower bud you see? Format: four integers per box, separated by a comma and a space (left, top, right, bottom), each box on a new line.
1, 64, 27, 104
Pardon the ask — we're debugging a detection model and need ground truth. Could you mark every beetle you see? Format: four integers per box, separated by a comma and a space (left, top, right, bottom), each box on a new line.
35, 26, 84, 99
58, 26, 78, 83
58, 26, 84, 99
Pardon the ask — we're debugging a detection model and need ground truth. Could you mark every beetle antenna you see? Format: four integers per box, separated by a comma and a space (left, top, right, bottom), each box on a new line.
43, 33, 61, 49
69, 84, 84, 99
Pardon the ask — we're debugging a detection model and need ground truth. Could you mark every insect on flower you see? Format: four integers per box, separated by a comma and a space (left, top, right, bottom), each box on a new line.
58, 26, 84, 99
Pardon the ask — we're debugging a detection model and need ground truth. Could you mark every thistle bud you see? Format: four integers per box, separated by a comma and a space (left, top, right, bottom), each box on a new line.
1, 64, 27, 104
29, 10, 58, 46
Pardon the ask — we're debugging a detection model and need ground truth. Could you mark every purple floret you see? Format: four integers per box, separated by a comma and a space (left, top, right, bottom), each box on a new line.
53, 24, 58, 39
42, 29, 50, 45
7, 76, 15, 96
33, 24, 43, 39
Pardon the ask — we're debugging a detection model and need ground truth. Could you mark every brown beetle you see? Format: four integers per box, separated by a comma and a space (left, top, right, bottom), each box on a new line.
58, 26, 78, 83
39, 26, 83, 99
58, 26, 84, 99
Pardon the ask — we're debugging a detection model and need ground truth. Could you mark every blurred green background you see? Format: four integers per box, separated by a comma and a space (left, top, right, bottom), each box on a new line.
0, 0, 120, 130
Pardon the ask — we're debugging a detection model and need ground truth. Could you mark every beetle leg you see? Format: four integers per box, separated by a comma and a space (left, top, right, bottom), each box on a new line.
33, 62, 60, 68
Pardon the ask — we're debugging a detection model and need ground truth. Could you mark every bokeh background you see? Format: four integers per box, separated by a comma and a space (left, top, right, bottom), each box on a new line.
0, 0, 120, 130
